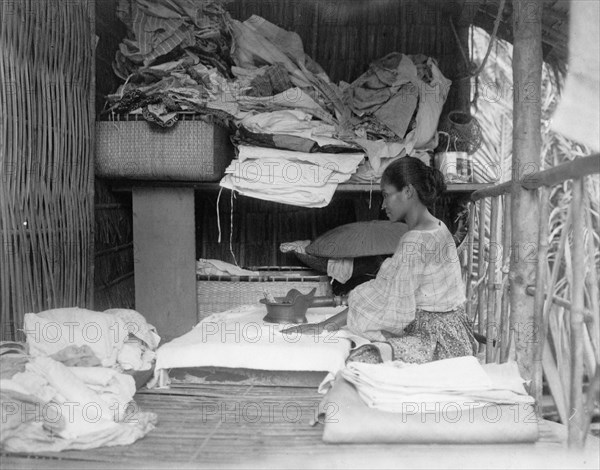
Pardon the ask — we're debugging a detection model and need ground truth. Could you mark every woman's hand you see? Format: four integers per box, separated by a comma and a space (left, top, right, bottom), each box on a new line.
281, 321, 338, 336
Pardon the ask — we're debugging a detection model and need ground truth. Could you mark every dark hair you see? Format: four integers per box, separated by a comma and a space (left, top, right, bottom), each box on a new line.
381, 156, 446, 207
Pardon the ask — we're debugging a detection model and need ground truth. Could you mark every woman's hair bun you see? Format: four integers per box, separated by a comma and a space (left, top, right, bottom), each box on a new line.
428, 165, 447, 195
381, 156, 446, 207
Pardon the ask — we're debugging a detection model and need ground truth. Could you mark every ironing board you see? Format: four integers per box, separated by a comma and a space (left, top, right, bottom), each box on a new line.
151, 304, 352, 388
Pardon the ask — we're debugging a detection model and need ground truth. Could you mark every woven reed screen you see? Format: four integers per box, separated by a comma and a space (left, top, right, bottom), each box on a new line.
0, 0, 95, 340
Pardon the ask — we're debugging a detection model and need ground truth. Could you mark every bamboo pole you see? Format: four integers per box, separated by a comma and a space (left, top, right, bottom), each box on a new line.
471, 181, 512, 201
583, 192, 600, 362
477, 199, 487, 346
526, 286, 594, 321
532, 186, 550, 412
568, 177, 585, 447
583, 366, 600, 437
470, 153, 600, 201
521, 153, 600, 190
485, 196, 500, 363
491, 199, 504, 363
465, 203, 476, 322
543, 206, 571, 341
499, 194, 512, 362
543, 340, 569, 424
87, 0, 96, 309
511, 0, 543, 394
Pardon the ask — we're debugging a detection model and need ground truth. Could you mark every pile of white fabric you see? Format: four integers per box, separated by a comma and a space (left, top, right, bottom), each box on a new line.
221, 144, 365, 208
24, 307, 160, 372
339, 356, 534, 413
1, 354, 157, 452
0, 307, 161, 452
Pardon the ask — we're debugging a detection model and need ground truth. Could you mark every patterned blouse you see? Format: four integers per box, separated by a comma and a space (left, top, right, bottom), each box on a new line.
347, 222, 466, 342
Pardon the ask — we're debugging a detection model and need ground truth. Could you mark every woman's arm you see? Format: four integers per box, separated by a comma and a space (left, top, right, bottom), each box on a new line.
281, 308, 348, 335
323, 307, 348, 330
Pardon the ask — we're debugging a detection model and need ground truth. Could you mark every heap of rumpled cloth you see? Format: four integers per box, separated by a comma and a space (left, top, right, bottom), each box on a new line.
23, 307, 160, 373
107, 0, 238, 125
342, 53, 452, 178
0, 308, 161, 451
113, 0, 233, 78
0, 342, 157, 452
228, 15, 347, 122
105, 6, 453, 203
106, 5, 341, 128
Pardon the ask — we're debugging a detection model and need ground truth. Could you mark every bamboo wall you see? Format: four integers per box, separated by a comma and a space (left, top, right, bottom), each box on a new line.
93, 180, 134, 310
0, 0, 95, 340
196, 189, 469, 268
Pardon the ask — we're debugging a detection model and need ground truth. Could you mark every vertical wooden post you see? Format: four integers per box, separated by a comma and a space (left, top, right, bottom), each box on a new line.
511, 0, 542, 394
532, 186, 550, 412
569, 178, 585, 447
132, 187, 197, 343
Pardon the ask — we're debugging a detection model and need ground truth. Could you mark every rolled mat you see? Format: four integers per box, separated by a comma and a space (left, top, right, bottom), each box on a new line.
316, 374, 539, 444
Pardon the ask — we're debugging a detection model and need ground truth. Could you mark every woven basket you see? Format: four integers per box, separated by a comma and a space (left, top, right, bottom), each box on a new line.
95, 118, 233, 181
197, 267, 332, 320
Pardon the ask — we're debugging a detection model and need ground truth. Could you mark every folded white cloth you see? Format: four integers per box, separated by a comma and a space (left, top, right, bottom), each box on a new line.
240, 110, 356, 149
279, 240, 311, 254
327, 258, 354, 284
221, 147, 364, 208
339, 357, 534, 413
196, 259, 259, 276
221, 174, 340, 207
236, 145, 365, 173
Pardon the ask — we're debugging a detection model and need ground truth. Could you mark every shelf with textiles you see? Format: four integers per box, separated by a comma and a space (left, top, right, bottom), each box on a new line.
108, 180, 493, 194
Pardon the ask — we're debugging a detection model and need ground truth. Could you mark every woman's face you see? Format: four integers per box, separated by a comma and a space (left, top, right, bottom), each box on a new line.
381, 182, 409, 222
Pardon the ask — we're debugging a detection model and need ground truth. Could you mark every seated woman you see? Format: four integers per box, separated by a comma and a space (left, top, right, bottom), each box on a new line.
283, 156, 477, 364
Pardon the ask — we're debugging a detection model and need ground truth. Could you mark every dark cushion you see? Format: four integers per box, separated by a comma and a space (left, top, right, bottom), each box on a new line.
306, 221, 409, 259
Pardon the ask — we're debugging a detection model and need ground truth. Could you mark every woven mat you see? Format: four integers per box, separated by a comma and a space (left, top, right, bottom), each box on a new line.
2, 385, 598, 470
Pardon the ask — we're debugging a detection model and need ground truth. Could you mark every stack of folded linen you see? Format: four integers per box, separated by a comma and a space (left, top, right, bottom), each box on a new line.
340, 356, 535, 412
220, 144, 365, 208
316, 356, 539, 444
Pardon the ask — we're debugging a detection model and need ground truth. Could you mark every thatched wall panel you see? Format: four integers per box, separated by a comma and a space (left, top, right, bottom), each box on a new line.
1, 0, 95, 340
93, 179, 134, 310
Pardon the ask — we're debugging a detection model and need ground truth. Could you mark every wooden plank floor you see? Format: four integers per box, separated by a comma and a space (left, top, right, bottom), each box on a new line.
2, 384, 599, 470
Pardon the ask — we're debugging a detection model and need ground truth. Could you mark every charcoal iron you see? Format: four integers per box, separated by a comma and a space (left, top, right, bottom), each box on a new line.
260, 288, 316, 324
260, 289, 349, 324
